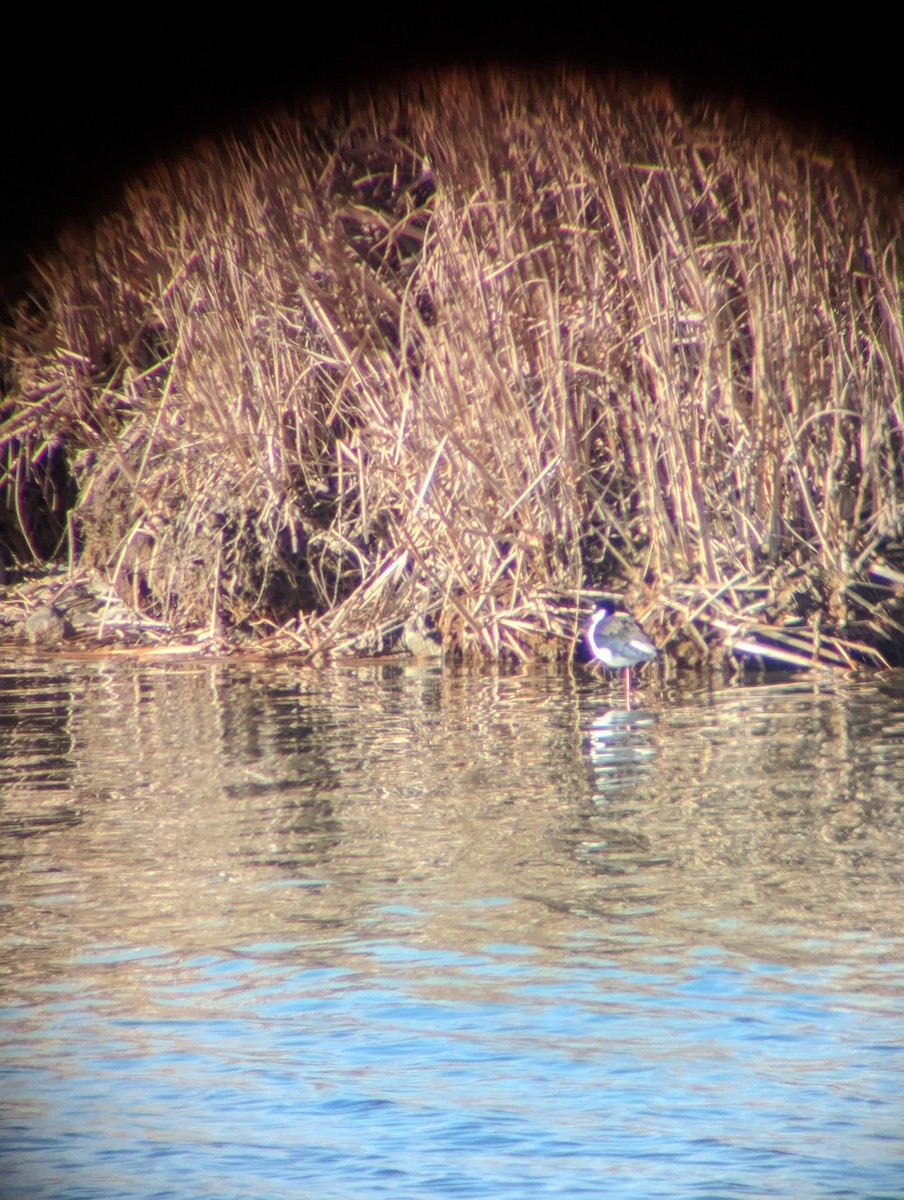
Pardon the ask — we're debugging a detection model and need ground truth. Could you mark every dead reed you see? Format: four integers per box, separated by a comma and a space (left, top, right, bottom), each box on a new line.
1, 69, 903, 665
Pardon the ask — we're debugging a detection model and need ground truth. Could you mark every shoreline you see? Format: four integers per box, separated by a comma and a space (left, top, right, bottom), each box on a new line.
1, 560, 896, 673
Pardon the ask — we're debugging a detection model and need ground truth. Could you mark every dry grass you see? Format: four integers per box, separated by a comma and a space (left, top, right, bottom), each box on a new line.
2, 69, 903, 664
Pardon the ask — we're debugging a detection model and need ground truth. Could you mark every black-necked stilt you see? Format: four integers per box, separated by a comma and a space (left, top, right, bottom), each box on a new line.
585, 607, 657, 706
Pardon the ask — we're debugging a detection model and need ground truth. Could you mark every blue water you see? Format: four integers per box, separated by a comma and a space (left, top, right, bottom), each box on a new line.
1, 657, 903, 1198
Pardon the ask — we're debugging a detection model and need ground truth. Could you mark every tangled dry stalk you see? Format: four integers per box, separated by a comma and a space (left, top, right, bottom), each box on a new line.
1, 69, 903, 666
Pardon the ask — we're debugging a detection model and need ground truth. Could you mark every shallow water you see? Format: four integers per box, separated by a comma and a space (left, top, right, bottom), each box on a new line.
1, 653, 903, 1199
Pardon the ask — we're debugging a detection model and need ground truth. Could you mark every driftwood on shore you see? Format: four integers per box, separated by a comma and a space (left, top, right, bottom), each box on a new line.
1, 69, 903, 668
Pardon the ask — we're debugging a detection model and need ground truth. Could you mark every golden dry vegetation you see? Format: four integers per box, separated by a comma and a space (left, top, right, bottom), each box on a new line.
2, 69, 903, 666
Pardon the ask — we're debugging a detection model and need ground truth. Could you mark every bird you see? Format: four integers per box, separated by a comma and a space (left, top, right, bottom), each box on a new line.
21, 604, 70, 648
585, 607, 657, 707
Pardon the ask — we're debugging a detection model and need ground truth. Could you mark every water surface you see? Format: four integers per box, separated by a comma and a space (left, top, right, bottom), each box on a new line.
1, 654, 903, 1198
